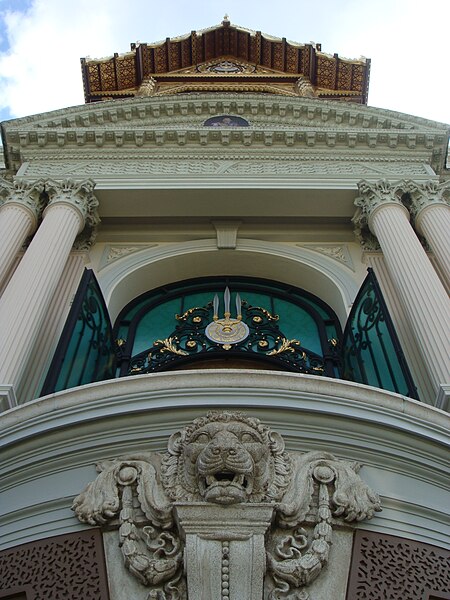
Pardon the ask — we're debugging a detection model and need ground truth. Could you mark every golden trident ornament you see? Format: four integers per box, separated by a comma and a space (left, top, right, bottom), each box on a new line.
205, 287, 250, 349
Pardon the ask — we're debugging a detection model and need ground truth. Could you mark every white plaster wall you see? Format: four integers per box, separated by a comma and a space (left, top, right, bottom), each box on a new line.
0, 371, 448, 552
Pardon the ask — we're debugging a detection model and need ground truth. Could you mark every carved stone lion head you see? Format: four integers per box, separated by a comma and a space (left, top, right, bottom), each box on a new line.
161, 411, 291, 505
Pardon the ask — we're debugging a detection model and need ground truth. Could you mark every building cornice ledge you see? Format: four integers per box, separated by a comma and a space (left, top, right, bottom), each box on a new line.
1, 370, 448, 446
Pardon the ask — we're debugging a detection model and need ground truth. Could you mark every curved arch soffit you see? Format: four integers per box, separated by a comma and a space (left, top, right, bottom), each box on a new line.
99, 239, 359, 325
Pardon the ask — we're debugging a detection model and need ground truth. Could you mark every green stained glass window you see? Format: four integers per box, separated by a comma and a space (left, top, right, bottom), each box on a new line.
114, 276, 341, 377
342, 269, 417, 398
41, 269, 116, 395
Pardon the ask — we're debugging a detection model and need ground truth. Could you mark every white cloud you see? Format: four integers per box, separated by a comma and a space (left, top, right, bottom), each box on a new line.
0, 0, 448, 123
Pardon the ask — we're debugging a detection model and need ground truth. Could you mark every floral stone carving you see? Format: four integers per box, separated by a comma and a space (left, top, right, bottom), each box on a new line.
73, 412, 381, 599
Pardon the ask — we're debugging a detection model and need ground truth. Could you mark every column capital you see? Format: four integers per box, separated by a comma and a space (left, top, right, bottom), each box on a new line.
353, 180, 409, 247
0, 178, 46, 226
44, 179, 100, 231
404, 180, 450, 221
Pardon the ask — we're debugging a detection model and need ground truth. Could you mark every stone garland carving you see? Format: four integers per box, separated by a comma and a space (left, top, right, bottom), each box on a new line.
105, 245, 153, 263
346, 530, 450, 599
300, 245, 354, 269
73, 411, 381, 600
0, 529, 110, 599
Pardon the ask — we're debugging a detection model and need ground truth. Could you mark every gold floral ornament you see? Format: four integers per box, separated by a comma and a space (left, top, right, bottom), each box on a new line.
267, 338, 302, 356
153, 337, 188, 356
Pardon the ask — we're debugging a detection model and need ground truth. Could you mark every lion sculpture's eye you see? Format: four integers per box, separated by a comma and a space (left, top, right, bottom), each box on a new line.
194, 432, 210, 444
240, 431, 258, 443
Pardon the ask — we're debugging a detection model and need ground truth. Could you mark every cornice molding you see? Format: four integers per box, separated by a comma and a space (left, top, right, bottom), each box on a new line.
3, 95, 447, 174
5, 94, 447, 132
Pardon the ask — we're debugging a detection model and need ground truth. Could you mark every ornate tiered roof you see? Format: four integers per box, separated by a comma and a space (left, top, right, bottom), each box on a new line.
81, 17, 370, 104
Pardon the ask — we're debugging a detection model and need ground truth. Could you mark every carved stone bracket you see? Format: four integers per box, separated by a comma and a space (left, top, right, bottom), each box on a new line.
0, 177, 46, 226
212, 221, 241, 249
72, 411, 381, 600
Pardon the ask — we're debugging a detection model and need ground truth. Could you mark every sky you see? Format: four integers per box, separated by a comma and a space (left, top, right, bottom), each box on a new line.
0, 0, 449, 124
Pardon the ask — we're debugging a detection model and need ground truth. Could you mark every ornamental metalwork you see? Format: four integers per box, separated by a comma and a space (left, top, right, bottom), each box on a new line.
126, 289, 326, 374
342, 269, 417, 398
41, 269, 116, 395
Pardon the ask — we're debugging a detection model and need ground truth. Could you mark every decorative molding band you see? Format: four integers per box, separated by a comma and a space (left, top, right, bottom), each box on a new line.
5, 93, 447, 132
18, 159, 434, 179
7, 127, 445, 153
4, 94, 447, 173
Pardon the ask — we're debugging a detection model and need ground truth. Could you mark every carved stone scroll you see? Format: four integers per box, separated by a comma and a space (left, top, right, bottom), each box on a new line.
73, 411, 381, 599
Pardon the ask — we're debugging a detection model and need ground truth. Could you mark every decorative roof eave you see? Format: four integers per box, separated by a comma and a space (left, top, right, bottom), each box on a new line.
80, 20, 370, 103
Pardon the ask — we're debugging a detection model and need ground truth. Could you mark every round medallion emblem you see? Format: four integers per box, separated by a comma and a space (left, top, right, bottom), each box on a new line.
205, 318, 250, 345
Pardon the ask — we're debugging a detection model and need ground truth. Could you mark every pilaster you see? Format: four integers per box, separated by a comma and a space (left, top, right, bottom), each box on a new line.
355, 180, 450, 401
0, 179, 99, 409
0, 178, 45, 291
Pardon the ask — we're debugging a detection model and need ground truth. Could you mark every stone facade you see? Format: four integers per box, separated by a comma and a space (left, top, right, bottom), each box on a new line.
0, 22, 449, 600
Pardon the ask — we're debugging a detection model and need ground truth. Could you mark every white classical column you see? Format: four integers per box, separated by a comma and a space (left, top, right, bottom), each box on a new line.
355, 180, 450, 404
0, 179, 98, 410
407, 181, 450, 287
0, 178, 45, 292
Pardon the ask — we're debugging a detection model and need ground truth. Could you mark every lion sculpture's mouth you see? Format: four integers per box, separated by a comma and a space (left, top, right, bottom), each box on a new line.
198, 469, 254, 504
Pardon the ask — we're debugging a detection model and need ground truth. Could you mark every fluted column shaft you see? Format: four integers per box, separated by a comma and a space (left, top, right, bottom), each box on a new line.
0, 179, 44, 292
356, 180, 450, 396
0, 180, 98, 402
408, 182, 450, 287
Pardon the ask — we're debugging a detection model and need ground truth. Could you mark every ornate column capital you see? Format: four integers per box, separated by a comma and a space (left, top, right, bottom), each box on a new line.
0, 178, 46, 226
44, 179, 100, 232
353, 180, 409, 246
404, 180, 450, 221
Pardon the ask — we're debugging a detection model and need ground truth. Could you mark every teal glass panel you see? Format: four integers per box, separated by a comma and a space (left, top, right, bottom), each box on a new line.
342, 269, 418, 399
41, 269, 116, 394
272, 298, 321, 353
132, 297, 182, 355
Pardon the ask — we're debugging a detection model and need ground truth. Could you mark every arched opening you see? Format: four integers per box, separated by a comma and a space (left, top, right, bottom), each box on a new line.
113, 276, 342, 377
